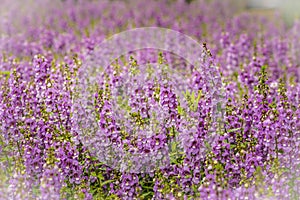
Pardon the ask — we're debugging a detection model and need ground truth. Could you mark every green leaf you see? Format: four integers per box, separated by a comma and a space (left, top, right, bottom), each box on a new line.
98, 173, 104, 181
278, 149, 284, 154
196, 90, 202, 102
140, 191, 153, 199
171, 141, 178, 152
183, 90, 189, 100
261, 65, 267, 71
0, 71, 11, 75
227, 127, 241, 132
191, 91, 196, 103
141, 185, 153, 190
215, 163, 223, 170
204, 141, 211, 149
101, 179, 115, 187
217, 102, 222, 112
177, 105, 183, 115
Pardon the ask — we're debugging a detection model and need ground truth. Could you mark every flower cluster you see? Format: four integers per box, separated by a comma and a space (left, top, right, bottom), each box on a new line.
0, 0, 299, 199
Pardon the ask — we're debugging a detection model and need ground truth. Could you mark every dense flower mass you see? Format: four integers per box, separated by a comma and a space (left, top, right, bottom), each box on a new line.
0, 0, 299, 199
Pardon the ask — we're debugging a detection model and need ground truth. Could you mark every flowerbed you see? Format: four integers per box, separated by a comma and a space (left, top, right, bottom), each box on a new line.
0, 0, 299, 199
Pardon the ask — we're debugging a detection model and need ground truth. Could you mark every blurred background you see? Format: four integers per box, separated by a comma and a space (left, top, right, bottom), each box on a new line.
235, 0, 300, 25
1, 0, 299, 26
